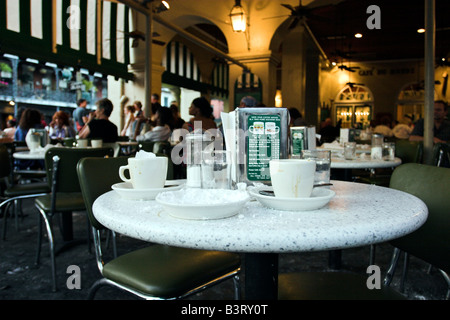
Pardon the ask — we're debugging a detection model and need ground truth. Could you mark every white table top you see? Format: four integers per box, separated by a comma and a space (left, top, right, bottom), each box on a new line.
93, 180, 427, 253
330, 157, 402, 169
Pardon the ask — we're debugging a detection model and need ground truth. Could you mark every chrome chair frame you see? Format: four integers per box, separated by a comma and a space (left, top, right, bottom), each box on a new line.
88, 228, 240, 300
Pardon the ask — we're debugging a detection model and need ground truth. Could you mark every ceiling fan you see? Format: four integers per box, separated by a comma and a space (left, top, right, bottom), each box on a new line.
264, 0, 342, 30
338, 64, 360, 72
106, 30, 166, 48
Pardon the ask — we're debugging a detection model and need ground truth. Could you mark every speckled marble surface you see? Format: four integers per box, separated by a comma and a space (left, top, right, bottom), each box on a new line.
93, 180, 427, 253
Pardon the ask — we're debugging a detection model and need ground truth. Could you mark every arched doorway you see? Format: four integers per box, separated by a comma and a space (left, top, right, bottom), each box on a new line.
334, 84, 374, 129
396, 82, 438, 123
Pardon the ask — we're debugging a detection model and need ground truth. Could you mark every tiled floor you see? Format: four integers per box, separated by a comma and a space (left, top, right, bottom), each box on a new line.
0, 199, 447, 300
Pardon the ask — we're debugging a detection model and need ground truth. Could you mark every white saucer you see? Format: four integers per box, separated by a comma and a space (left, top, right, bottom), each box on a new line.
248, 186, 335, 211
111, 180, 184, 200
156, 188, 250, 220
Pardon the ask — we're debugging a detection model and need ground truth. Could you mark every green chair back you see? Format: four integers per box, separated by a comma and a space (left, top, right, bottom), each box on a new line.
395, 140, 423, 163
44, 147, 114, 193
389, 163, 450, 273
0, 144, 11, 180
77, 157, 129, 230
137, 141, 155, 152
62, 138, 76, 147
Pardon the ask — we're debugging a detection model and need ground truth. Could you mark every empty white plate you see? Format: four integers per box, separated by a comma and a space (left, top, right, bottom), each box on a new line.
156, 188, 250, 220
111, 180, 184, 200
248, 186, 335, 211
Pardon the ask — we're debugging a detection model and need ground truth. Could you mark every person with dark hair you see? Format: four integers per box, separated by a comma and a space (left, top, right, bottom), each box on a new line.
14, 108, 43, 141
48, 110, 76, 139
14, 108, 45, 169
170, 103, 185, 129
136, 107, 173, 142
289, 108, 307, 126
78, 98, 118, 142
3, 119, 16, 139
182, 97, 216, 132
409, 100, 450, 143
72, 98, 90, 132
151, 93, 161, 115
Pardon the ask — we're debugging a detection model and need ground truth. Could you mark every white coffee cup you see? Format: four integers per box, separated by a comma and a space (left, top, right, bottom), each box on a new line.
119, 156, 168, 189
77, 139, 88, 148
91, 139, 103, 148
269, 159, 316, 198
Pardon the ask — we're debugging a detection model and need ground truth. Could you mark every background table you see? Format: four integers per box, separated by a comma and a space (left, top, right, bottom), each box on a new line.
93, 180, 427, 299
13, 150, 46, 160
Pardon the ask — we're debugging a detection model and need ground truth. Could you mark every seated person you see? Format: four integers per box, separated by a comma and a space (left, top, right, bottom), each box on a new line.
78, 98, 118, 143
409, 100, 450, 143
182, 97, 217, 132
48, 111, 76, 140
136, 107, 173, 142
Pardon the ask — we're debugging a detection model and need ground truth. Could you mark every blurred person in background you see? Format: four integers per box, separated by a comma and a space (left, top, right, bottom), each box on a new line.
48, 110, 76, 140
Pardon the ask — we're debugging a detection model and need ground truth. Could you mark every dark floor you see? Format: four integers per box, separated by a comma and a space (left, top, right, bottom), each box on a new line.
0, 198, 448, 301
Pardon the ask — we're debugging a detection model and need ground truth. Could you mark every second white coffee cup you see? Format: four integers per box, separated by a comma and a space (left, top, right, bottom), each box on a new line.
119, 156, 168, 189
269, 159, 316, 198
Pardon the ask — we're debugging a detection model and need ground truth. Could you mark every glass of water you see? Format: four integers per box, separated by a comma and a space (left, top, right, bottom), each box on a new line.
201, 150, 232, 189
344, 142, 357, 160
382, 142, 395, 161
301, 149, 331, 185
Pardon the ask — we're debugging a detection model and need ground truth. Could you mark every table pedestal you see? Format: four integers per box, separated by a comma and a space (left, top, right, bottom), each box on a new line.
244, 253, 278, 300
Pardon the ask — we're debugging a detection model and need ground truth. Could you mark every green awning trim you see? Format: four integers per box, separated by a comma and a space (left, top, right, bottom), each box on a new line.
0, 0, 133, 80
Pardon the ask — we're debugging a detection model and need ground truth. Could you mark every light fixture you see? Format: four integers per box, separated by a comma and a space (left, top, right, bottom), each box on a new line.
9, 100, 15, 106
354, 33, 363, 38
154, 1, 170, 13
417, 28, 425, 33
230, 0, 246, 32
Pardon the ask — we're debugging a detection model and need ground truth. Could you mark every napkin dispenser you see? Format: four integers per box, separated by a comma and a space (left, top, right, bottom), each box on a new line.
232, 107, 289, 185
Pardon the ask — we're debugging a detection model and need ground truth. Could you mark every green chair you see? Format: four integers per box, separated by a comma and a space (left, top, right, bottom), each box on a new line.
137, 141, 155, 153
395, 140, 423, 164
76, 157, 241, 300
1, 144, 50, 239
383, 163, 450, 299
34, 147, 113, 291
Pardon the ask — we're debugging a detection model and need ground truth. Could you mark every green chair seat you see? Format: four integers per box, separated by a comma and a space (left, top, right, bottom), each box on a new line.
103, 245, 240, 298
35, 192, 86, 212
4, 182, 50, 197
278, 272, 405, 300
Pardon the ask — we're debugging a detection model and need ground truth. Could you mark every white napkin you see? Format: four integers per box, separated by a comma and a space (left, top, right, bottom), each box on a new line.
220, 111, 237, 182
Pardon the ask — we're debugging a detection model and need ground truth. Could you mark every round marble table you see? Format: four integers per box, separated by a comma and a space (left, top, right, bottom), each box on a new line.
331, 157, 401, 169
93, 180, 427, 299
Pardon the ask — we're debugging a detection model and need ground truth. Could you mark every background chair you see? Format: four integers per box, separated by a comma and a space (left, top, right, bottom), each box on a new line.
77, 156, 241, 300
1, 144, 50, 239
34, 147, 113, 291
383, 163, 450, 299
432, 142, 450, 168
395, 140, 423, 164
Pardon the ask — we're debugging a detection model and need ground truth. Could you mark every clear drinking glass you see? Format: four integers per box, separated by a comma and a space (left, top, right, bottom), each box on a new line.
344, 142, 356, 160
201, 150, 232, 189
382, 142, 395, 161
301, 149, 331, 185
